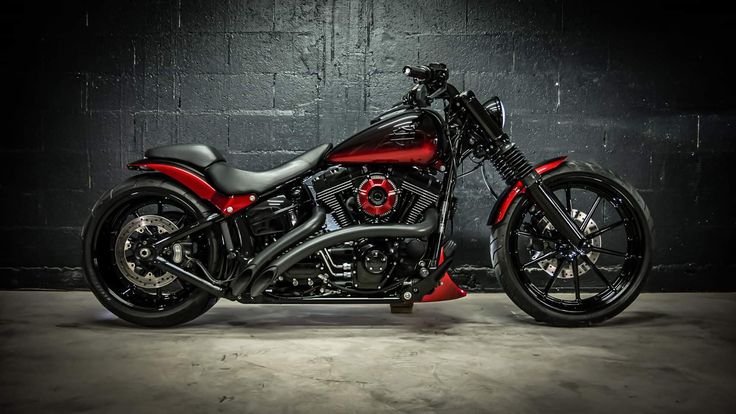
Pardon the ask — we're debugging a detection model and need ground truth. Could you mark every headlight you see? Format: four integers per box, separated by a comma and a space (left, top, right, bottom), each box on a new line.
483, 97, 506, 129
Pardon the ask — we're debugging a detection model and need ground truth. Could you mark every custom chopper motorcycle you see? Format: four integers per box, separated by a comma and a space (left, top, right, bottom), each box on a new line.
82, 63, 653, 327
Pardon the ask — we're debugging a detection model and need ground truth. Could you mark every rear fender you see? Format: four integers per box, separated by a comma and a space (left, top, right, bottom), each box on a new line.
128, 160, 256, 216
487, 156, 568, 226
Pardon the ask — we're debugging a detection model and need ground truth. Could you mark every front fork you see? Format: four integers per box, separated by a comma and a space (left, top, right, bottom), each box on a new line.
522, 172, 586, 246
458, 89, 588, 249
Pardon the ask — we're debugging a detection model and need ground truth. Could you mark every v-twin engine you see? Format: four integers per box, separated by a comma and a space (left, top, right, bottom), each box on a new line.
312, 167, 442, 227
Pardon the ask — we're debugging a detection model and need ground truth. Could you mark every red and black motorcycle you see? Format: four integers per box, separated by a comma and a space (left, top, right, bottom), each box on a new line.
82, 63, 653, 327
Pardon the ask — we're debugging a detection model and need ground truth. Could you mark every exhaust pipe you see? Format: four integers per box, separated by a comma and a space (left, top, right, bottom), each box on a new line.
154, 256, 225, 297
229, 207, 326, 299
249, 208, 438, 297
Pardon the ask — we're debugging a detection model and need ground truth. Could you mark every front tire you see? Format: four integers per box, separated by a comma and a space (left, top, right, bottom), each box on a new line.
82, 174, 220, 327
491, 161, 654, 326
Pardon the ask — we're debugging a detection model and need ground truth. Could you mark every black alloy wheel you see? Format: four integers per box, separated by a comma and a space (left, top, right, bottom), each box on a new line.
491, 161, 653, 326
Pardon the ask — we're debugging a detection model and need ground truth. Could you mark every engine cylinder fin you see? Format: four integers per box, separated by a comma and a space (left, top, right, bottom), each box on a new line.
402, 180, 440, 224
315, 178, 355, 227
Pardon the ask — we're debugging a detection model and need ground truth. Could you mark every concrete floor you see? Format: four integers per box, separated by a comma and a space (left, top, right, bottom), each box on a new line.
0, 292, 734, 413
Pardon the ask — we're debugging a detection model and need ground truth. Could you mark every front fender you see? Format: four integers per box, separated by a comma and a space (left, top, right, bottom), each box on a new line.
487, 156, 568, 226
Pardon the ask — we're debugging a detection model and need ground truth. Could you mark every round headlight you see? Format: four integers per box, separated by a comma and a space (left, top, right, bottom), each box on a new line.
483, 97, 506, 129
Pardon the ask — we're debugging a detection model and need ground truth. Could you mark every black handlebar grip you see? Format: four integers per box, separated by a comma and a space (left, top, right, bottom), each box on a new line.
403, 65, 431, 80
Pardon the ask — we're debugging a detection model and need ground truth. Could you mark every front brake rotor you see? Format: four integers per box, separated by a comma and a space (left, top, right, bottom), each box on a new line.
533, 209, 602, 279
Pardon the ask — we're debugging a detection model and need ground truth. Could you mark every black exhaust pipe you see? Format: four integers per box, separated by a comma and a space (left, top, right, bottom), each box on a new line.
154, 256, 225, 297
229, 207, 326, 299
249, 208, 439, 297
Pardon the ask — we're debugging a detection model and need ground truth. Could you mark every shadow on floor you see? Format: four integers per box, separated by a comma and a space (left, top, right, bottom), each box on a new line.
65, 305, 475, 336
62, 305, 675, 336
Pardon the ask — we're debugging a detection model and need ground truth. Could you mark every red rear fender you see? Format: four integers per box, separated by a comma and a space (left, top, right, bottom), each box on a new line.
128, 161, 256, 216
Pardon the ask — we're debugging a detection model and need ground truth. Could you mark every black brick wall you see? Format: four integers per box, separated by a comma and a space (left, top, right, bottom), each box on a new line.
2, 1, 735, 291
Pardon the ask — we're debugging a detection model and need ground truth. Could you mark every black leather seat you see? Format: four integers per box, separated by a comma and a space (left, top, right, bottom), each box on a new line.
205, 144, 332, 195
145, 144, 225, 169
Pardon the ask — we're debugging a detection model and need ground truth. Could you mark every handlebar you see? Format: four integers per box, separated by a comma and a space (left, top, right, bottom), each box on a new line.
403, 65, 432, 80
402, 62, 448, 86
398, 63, 455, 108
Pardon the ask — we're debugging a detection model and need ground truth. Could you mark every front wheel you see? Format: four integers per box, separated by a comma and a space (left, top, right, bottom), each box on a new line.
491, 161, 654, 326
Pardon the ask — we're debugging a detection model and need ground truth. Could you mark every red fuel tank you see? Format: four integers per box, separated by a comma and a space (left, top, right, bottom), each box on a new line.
326, 109, 442, 166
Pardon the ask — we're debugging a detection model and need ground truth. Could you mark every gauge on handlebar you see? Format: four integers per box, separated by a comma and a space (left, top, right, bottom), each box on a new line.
413, 84, 428, 107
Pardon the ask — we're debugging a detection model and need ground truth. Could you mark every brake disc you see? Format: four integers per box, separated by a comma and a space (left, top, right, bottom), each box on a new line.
114, 215, 179, 289
535, 209, 601, 279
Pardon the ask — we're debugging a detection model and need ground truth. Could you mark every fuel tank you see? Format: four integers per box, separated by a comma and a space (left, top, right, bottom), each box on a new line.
326, 108, 443, 166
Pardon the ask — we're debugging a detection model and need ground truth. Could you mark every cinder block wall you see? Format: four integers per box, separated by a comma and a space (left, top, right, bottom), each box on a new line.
2, 1, 734, 290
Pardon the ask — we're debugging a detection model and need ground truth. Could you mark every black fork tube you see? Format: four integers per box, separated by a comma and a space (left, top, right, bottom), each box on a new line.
522, 173, 586, 246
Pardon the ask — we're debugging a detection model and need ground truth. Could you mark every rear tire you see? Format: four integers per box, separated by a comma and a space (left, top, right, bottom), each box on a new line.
491, 161, 654, 327
82, 174, 220, 327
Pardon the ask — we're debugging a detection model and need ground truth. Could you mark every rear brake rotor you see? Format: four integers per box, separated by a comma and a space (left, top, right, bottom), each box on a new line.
535, 209, 601, 279
114, 215, 179, 289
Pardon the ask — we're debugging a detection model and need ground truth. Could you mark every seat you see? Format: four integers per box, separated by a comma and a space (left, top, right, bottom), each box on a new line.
205, 143, 333, 195
145, 144, 225, 169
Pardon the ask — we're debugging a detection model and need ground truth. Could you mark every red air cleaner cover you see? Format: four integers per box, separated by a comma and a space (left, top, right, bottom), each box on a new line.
357, 175, 398, 217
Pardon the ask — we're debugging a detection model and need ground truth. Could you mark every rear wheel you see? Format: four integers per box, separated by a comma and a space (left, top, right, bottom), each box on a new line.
82, 175, 221, 327
491, 161, 653, 326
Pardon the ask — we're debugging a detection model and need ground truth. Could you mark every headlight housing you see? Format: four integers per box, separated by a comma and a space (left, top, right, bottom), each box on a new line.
483, 97, 506, 129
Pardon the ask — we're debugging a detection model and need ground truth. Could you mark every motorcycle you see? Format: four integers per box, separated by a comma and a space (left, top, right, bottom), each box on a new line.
82, 63, 653, 327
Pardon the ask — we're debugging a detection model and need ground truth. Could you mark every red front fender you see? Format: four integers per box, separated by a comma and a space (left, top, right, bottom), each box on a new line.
489, 156, 568, 226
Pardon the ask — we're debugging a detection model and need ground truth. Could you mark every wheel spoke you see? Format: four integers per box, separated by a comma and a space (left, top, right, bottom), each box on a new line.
565, 187, 572, 217
521, 250, 557, 270
586, 220, 625, 239
543, 258, 565, 296
580, 196, 601, 232
580, 255, 613, 290
515, 230, 556, 243
572, 257, 581, 301
590, 246, 627, 258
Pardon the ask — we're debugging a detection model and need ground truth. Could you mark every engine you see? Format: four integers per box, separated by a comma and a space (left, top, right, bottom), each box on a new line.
245, 167, 442, 297
312, 167, 442, 226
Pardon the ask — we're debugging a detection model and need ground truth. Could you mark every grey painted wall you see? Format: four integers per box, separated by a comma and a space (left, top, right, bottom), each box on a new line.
1, 1, 735, 290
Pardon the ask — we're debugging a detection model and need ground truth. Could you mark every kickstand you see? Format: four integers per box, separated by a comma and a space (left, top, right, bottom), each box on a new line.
390, 303, 414, 314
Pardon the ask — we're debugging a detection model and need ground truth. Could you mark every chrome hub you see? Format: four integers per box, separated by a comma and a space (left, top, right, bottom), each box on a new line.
535, 209, 602, 279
